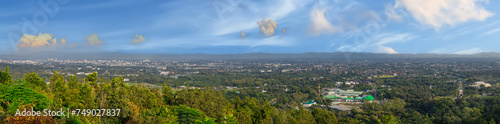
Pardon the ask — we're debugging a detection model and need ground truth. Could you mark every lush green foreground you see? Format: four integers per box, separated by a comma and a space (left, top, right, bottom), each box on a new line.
1, 66, 500, 124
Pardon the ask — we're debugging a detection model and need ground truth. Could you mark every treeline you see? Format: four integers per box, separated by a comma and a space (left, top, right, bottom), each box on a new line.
0, 67, 344, 123
375, 76, 500, 124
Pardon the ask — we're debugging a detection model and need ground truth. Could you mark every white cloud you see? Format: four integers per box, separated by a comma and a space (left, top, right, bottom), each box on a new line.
84, 33, 105, 47
429, 48, 447, 54
61, 38, 66, 45
454, 48, 482, 54
377, 46, 398, 54
385, 5, 403, 22
211, 0, 298, 36
309, 8, 339, 35
17, 33, 72, 50
257, 18, 278, 37
132, 34, 146, 44
478, 28, 500, 37
241, 31, 246, 39
269, 0, 296, 19
430, 47, 483, 54
336, 33, 414, 54
395, 0, 493, 30
427, 20, 500, 41
18, 33, 55, 48
375, 33, 415, 45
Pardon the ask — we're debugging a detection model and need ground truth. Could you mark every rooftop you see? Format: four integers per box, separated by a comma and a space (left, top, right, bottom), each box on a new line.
363, 95, 374, 101
303, 101, 316, 104
323, 95, 339, 99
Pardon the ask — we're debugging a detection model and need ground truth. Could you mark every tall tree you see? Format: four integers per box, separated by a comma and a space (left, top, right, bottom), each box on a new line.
162, 83, 175, 105
49, 71, 67, 108
23, 72, 47, 91
0, 67, 11, 84
291, 106, 315, 124
312, 108, 338, 124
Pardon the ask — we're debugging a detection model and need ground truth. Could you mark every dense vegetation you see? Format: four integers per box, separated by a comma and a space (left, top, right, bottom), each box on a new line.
1, 65, 500, 124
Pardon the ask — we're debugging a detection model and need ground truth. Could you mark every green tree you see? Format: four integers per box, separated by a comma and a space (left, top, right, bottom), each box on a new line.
23, 72, 47, 91
490, 118, 497, 124
0, 67, 11, 84
67, 75, 79, 88
176, 105, 204, 124
162, 83, 175, 105
291, 106, 315, 124
403, 111, 432, 124
85, 72, 98, 86
222, 113, 238, 124
312, 108, 338, 124
0, 84, 50, 113
49, 71, 67, 108
381, 114, 399, 124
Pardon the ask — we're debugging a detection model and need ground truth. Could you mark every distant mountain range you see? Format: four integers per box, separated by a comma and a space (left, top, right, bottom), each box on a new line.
1, 51, 500, 60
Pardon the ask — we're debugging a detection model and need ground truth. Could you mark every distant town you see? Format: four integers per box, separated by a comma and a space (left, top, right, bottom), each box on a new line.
1, 54, 499, 112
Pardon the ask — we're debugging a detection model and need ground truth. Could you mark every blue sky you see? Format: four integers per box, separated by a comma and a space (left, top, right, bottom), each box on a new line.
1, 0, 500, 54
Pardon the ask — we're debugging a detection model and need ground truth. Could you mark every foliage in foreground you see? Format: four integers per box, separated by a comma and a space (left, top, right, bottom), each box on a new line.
1, 66, 500, 124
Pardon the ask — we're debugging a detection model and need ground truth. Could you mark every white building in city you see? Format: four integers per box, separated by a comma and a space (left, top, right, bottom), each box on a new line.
471, 81, 491, 88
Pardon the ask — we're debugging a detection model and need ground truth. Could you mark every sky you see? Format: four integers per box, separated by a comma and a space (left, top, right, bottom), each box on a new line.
1, 0, 500, 55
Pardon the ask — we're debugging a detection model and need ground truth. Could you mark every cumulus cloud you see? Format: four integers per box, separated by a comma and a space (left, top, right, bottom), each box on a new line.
209, 0, 296, 36
18, 33, 55, 48
241, 31, 246, 39
395, 0, 493, 30
84, 33, 105, 47
309, 9, 339, 35
257, 18, 278, 37
377, 46, 398, 54
132, 34, 146, 44
51, 38, 57, 46
61, 38, 66, 45
18, 33, 75, 50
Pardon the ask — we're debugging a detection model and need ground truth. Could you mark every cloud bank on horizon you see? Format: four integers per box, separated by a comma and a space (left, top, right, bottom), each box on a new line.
2, 0, 500, 54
